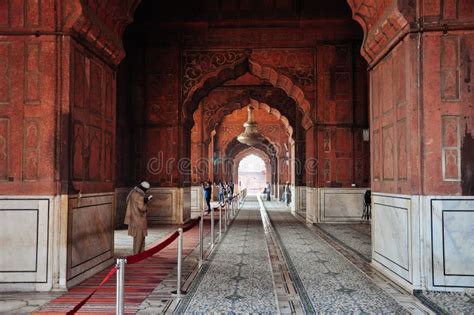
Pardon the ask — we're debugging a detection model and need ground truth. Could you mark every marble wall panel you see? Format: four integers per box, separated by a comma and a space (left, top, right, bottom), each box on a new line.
67, 193, 114, 286
305, 187, 318, 224
319, 188, 367, 222
372, 194, 412, 285
191, 185, 205, 218
182, 186, 191, 223
429, 198, 474, 289
146, 188, 189, 224
0, 198, 49, 284
297, 186, 306, 212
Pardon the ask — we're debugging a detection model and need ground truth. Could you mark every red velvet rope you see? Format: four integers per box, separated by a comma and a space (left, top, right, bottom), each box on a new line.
183, 217, 201, 232
127, 230, 180, 264
66, 266, 118, 314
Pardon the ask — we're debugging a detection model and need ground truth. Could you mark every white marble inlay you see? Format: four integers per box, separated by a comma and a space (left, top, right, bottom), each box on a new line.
372, 194, 411, 283
443, 211, 474, 275
0, 210, 37, 271
319, 188, 368, 222
430, 198, 474, 289
373, 203, 409, 270
0, 198, 49, 285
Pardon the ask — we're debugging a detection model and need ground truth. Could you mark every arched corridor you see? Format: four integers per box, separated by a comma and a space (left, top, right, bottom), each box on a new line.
0, 0, 473, 314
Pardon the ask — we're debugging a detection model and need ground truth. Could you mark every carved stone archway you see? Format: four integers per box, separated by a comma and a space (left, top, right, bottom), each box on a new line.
211, 99, 294, 140
233, 147, 272, 191
182, 56, 313, 130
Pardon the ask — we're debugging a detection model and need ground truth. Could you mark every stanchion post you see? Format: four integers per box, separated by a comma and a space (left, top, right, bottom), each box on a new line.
116, 258, 126, 315
199, 215, 203, 266
232, 198, 235, 217
224, 202, 228, 229
219, 203, 222, 239
210, 206, 215, 246
172, 228, 185, 296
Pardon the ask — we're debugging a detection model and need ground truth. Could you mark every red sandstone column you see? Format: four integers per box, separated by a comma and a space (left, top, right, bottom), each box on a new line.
348, 0, 474, 292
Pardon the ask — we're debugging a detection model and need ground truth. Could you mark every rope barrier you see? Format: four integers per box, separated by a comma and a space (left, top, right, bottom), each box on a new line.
126, 230, 180, 264
66, 266, 118, 314
68, 191, 247, 314
183, 216, 201, 233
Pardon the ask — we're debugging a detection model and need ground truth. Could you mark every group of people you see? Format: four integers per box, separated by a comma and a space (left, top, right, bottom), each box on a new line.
201, 180, 234, 213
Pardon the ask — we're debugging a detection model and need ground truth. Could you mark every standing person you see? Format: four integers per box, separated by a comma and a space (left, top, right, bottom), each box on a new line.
217, 182, 224, 204
266, 182, 271, 201
202, 181, 212, 214
225, 182, 233, 201
124, 181, 153, 254
228, 180, 234, 195
283, 182, 292, 206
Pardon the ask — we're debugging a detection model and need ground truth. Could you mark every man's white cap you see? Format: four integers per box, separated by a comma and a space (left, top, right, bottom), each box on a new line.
140, 181, 150, 189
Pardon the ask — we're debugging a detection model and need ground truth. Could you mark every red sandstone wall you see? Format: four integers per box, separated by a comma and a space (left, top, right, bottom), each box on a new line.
315, 43, 370, 188
422, 31, 474, 195
370, 38, 419, 195
70, 40, 116, 194
0, 1, 60, 195
369, 29, 474, 196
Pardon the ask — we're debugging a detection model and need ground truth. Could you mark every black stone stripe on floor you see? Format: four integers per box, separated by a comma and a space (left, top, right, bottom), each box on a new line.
262, 199, 409, 314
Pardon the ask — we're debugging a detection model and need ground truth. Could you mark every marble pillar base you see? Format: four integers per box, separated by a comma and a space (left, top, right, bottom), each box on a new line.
305, 187, 318, 224
67, 193, 115, 288
372, 193, 474, 292
290, 186, 306, 213
305, 188, 369, 224
0, 195, 65, 292
146, 187, 191, 225
116, 187, 191, 225
191, 186, 205, 218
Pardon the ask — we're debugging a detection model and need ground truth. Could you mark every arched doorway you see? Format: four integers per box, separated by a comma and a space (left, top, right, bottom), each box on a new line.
238, 154, 268, 195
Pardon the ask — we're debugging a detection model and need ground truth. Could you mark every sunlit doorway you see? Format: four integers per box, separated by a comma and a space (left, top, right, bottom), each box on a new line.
238, 154, 267, 195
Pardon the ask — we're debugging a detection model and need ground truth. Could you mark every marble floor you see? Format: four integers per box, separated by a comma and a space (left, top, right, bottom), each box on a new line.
177, 198, 279, 314
172, 196, 433, 314
315, 222, 372, 261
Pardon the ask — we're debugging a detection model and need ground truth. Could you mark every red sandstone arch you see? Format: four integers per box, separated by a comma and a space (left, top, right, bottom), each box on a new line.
183, 57, 313, 130
233, 147, 273, 186
210, 99, 294, 140
345, 0, 412, 65
225, 135, 281, 160
64, 0, 141, 64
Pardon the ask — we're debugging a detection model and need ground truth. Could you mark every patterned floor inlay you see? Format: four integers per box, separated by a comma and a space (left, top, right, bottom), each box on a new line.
263, 199, 415, 314
414, 290, 474, 315
316, 223, 372, 261
292, 213, 434, 314
178, 198, 279, 314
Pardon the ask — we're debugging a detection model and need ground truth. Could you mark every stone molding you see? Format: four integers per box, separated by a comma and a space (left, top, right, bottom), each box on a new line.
347, 0, 412, 66
62, 0, 141, 65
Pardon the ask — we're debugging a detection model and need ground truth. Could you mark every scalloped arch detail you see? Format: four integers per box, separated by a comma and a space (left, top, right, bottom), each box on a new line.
183, 57, 313, 130
211, 99, 294, 140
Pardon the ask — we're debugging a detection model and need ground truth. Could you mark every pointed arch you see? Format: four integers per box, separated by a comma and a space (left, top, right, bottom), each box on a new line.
210, 99, 294, 140
183, 57, 313, 130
